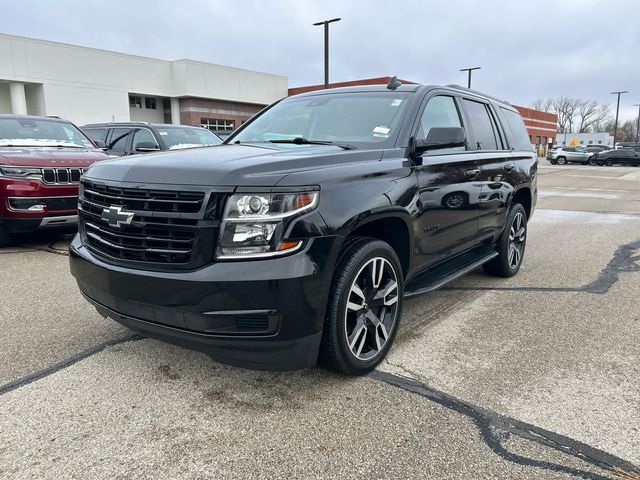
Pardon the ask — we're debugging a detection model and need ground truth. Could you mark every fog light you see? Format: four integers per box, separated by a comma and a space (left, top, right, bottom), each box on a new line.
8, 198, 46, 211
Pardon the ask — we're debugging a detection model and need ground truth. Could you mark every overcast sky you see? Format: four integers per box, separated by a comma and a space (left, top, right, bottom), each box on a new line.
1, 0, 638, 121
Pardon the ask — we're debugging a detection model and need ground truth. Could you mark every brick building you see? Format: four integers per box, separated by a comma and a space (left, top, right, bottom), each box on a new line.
289, 78, 557, 152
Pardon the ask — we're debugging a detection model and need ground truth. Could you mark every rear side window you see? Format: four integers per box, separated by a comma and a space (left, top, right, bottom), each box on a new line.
499, 108, 532, 152
462, 99, 498, 150
84, 128, 108, 143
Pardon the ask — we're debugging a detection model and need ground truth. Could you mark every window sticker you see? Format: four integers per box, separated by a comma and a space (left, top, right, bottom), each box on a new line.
159, 131, 168, 135
373, 126, 391, 135
391, 99, 403, 107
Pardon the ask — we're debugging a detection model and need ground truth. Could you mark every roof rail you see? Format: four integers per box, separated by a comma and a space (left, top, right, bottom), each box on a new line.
444, 84, 511, 105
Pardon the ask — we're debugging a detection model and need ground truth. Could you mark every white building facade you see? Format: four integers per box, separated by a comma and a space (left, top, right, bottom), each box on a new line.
0, 33, 288, 131
556, 132, 614, 147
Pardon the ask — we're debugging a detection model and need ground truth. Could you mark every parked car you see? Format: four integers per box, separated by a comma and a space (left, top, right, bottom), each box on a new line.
614, 142, 640, 150
593, 148, 640, 166
80, 122, 222, 157
585, 145, 609, 154
0, 114, 109, 246
547, 146, 592, 165
70, 82, 537, 375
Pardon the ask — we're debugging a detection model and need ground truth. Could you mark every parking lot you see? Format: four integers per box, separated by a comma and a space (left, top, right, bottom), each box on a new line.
1, 163, 639, 479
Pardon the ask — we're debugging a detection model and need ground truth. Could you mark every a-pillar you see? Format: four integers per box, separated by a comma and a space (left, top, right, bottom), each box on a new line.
9, 82, 27, 115
170, 98, 180, 125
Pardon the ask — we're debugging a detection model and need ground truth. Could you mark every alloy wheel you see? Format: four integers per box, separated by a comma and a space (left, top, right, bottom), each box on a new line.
508, 212, 526, 269
445, 193, 465, 209
344, 257, 400, 361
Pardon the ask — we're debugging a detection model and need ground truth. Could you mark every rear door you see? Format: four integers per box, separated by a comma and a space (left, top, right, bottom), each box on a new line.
412, 93, 480, 269
459, 98, 518, 242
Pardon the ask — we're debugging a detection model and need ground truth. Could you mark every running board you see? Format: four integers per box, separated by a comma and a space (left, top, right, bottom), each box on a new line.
404, 249, 498, 298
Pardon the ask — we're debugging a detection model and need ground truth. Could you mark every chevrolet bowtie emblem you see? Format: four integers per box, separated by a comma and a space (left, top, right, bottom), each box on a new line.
101, 205, 135, 228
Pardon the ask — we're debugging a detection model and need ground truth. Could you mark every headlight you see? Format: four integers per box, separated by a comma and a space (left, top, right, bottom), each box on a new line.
216, 190, 318, 259
0, 167, 43, 179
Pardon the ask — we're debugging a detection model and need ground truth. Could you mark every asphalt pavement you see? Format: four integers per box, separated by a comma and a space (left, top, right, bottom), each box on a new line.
1, 163, 639, 479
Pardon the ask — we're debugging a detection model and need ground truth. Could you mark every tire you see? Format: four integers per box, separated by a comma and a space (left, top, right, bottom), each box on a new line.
605, 159, 613, 166
442, 192, 467, 209
319, 237, 403, 375
556, 157, 566, 165
581, 162, 588, 165
483, 203, 527, 278
0, 223, 12, 247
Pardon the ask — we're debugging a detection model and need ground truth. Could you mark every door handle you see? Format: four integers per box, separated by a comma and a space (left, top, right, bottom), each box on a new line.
504, 164, 515, 172
465, 169, 479, 178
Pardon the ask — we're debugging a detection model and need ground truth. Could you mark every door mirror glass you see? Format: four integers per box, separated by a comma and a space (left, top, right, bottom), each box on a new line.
135, 141, 161, 152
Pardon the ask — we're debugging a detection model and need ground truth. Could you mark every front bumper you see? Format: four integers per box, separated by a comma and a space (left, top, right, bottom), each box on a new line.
69, 234, 339, 370
1, 177, 80, 233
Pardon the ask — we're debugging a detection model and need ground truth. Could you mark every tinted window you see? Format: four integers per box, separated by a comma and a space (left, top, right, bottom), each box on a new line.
499, 108, 531, 151
0, 118, 94, 147
462, 99, 498, 150
84, 128, 108, 143
108, 128, 133, 154
419, 95, 465, 153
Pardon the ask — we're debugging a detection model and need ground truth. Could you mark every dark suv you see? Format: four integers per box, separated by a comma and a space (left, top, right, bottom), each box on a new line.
80, 122, 222, 156
70, 83, 537, 375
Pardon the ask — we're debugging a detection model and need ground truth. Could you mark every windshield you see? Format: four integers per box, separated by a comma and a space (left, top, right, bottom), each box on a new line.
0, 117, 94, 148
229, 92, 411, 147
156, 127, 222, 149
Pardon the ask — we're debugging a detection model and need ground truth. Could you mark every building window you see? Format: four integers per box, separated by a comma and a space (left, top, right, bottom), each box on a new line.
201, 118, 235, 131
129, 95, 142, 109
598, 140, 603, 144
579, 140, 584, 144
145, 97, 157, 110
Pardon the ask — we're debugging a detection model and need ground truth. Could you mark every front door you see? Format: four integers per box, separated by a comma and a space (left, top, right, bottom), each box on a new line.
412, 94, 480, 269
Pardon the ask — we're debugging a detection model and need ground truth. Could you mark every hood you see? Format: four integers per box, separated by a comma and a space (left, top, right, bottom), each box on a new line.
0, 147, 110, 167
85, 144, 383, 187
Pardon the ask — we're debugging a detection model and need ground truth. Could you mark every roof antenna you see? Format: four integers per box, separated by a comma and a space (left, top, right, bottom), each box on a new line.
387, 76, 402, 90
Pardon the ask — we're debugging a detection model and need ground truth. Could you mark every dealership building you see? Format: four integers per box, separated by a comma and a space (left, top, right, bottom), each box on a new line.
0, 32, 287, 132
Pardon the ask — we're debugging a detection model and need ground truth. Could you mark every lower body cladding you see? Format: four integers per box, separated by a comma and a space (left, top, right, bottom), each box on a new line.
69, 235, 338, 371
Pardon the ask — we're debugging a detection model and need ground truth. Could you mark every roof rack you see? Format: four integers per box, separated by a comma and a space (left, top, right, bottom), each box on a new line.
445, 84, 511, 105
83, 121, 151, 126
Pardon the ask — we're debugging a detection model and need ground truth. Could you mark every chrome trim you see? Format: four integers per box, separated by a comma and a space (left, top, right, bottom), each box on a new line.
39, 215, 78, 228
216, 241, 303, 260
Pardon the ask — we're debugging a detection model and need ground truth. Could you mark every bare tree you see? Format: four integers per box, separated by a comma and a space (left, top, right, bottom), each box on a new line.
576, 100, 599, 133
530, 98, 553, 112
553, 97, 580, 133
591, 104, 612, 133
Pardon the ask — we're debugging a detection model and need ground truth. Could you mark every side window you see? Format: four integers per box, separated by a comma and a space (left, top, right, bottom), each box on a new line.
133, 129, 158, 148
108, 128, 133, 154
419, 95, 465, 153
500, 107, 531, 151
462, 99, 498, 150
84, 128, 107, 143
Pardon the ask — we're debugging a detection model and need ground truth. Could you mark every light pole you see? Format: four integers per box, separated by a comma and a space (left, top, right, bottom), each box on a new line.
634, 103, 640, 143
460, 67, 481, 88
611, 90, 628, 147
313, 18, 341, 88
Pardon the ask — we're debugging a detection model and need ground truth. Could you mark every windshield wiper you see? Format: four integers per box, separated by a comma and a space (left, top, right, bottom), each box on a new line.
268, 137, 356, 150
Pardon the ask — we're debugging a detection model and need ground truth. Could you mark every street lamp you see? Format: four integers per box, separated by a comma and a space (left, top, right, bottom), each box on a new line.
313, 17, 341, 88
460, 67, 481, 88
611, 90, 628, 147
634, 104, 640, 143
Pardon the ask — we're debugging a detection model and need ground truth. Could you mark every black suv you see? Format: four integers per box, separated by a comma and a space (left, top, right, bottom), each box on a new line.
80, 122, 221, 156
70, 83, 537, 375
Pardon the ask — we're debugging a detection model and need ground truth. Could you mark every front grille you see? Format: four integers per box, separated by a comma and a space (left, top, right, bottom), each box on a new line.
42, 168, 86, 184
79, 179, 225, 269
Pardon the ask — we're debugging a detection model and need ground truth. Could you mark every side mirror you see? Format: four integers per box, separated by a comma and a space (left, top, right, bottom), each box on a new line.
93, 139, 106, 149
415, 127, 466, 154
135, 141, 161, 152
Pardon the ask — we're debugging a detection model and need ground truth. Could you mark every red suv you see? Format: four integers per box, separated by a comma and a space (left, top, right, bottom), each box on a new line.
0, 115, 109, 246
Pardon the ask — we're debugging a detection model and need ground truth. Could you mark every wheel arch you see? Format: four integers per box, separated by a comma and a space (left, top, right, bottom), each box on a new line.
511, 186, 532, 219
335, 210, 414, 279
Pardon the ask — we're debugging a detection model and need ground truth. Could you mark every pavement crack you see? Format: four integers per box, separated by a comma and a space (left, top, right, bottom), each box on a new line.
0, 334, 143, 397
370, 370, 639, 480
